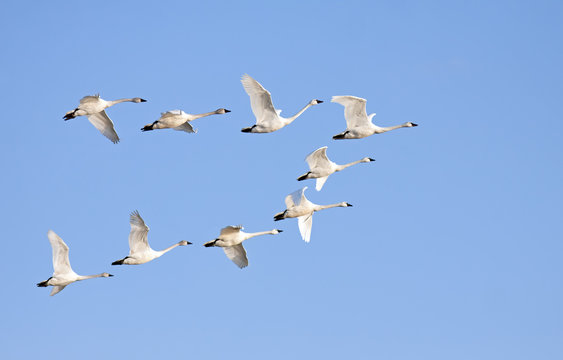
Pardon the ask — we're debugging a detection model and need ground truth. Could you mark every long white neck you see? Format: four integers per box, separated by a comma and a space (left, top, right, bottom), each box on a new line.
157, 242, 183, 256
373, 123, 408, 133
77, 273, 105, 281
283, 103, 313, 125
335, 159, 364, 172
106, 98, 137, 107
244, 230, 277, 240
189, 110, 221, 121
314, 203, 347, 211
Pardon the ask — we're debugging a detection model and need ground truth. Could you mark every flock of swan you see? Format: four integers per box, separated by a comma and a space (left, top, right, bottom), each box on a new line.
38, 74, 418, 296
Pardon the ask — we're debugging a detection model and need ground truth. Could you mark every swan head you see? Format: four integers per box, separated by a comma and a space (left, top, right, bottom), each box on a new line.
310, 99, 323, 105
272, 229, 283, 234
179, 240, 192, 246
362, 157, 375, 163
101, 273, 114, 278
405, 122, 418, 127
132, 98, 147, 103
341, 202, 353, 207
216, 108, 231, 114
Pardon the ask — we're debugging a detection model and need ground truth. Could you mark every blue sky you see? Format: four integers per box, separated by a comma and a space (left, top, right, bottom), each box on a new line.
1, 0, 562, 359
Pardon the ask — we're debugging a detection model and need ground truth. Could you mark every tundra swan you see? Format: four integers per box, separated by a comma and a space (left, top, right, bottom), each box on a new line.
331, 96, 417, 139
141, 108, 231, 132
240, 74, 322, 133
37, 230, 113, 296
297, 146, 375, 191
64, 94, 147, 143
111, 211, 191, 265
204, 226, 282, 268
273, 187, 352, 243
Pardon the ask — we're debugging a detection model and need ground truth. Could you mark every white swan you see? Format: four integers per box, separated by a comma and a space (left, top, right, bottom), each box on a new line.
240, 74, 323, 133
111, 211, 191, 265
331, 95, 417, 139
37, 230, 113, 296
141, 108, 231, 132
64, 94, 147, 143
273, 187, 352, 243
203, 226, 282, 268
297, 146, 375, 191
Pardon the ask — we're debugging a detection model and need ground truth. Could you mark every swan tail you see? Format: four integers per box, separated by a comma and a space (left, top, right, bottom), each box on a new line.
63, 109, 78, 121
37, 277, 52, 287
297, 172, 310, 181
274, 211, 286, 221
111, 258, 126, 265
204, 239, 218, 247
332, 131, 348, 140
241, 125, 256, 133
141, 121, 158, 132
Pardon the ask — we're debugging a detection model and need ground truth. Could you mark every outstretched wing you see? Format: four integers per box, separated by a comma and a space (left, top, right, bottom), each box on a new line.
173, 122, 196, 133
284, 187, 308, 208
223, 244, 248, 268
50, 285, 67, 296
220, 225, 243, 236
47, 230, 73, 276
315, 176, 329, 191
79, 94, 100, 104
87, 110, 120, 144
129, 210, 151, 254
305, 146, 331, 171
241, 74, 278, 125
297, 214, 313, 243
331, 96, 370, 129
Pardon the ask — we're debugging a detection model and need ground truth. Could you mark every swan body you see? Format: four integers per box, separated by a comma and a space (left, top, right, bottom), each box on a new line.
297, 146, 375, 191
37, 230, 113, 296
141, 108, 231, 132
240, 74, 322, 133
111, 211, 191, 266
331, 95, 417, 139
204, 226, 282, 268
273, 187, 352, 243
64, 94, 147, 143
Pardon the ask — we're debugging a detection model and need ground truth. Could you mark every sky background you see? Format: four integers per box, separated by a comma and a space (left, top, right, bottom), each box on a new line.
1, 0, 562, 359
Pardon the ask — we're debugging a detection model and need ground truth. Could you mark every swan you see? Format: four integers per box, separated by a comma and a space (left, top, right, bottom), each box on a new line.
331, 96, 417, 139
141, 108, 231, 132
240, 74, 323, 133
273, 187, 352, 243
37, 230, 113, 296
111, 210, 191, 265
64, 94, 147, 143
204, 226, 282, 268
297, 146, 375, 191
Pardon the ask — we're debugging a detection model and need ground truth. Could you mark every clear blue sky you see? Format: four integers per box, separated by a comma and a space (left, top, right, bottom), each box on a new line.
1, 1, 562, 359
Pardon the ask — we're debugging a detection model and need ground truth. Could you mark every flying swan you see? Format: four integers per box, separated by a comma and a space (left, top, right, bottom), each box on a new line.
273, 187, 352, 243
204, 226, 282, 268
240, 74, 322, 133
64, 94, 147, 143
297, 146, 375, 191
141, 108, 231, 133
331, 95, 417, 139
37, 230, 113, 296
111, 211, 191, 265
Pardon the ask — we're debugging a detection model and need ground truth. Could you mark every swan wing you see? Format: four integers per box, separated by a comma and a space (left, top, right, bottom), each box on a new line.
47, 230, 73, 276
241, 74, 277, 125
173, 122, 196, 133
223, 244, 248, 268
297, 213, 313, 243
50, 285, 67, 296
315, 176, 329, 191
79, 94, 100, 104
220, 225, 243, 236
285, 187, 308, 208
160, 110, 184, 118
87, 110, 120, 144
331, 96, 370, 129
305, 146, 331, 171
129, 210, 151, 254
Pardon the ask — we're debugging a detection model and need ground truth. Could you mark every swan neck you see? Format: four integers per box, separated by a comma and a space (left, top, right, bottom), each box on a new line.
190, 111, 220, 120
377, 123, 405, 133
315, 203, 344, 211
77, 273, 104, 281
245, 231, 274, 239
285, 103, 312, 124
107, 98, 135, 107
336, 160, 363, 171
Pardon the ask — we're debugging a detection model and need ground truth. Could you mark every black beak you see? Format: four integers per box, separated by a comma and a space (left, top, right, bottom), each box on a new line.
140, 99, 147, 102
368, 158, 376, 161
108, 274, 114, 277
277, 229, 283, 233
411, 123, 418, 126
187, 241, 193, 245
346, 203, 353, 207
316, 99, 324, 103
225, 109, 231, 113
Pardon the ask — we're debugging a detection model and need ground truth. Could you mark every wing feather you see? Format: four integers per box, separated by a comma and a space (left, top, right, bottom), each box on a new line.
220, 225, 243, 236
87, 110, 120, 144
285, 187, 308, 208
305, 146, 331, 170
223, 244, 248, 268
241, 74, 277, 125
173, 122, 196, 133
47, 230, 73, 275
297, 214, 313, 243
129, 210, 150, 254
331, 96, 370, 129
